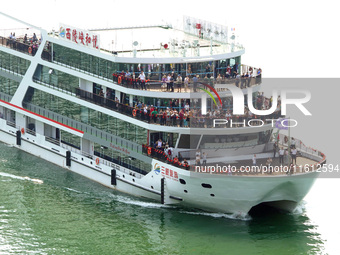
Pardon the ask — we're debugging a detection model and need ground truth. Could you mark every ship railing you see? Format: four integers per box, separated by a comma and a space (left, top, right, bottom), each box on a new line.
45, 136, 61, 146
32, 78, 75, 96
41, 54, 113, 83
23, 102, 143, 155
97, 156, 144, 179
277, 135, 322, 158
0, 92, 13, 103
40, 50, 261, 92
103, 42, 243, 59
0, 36, 39, 56
25, 128, 36, 136
142, 144, 190, 170
6, 120, 16, 128
275, 134, 326, 171
111, 71, 261, 92
0, 64, 26, 78
60, 143, 94, 161
74, 87, 281, 129
59, 143, 145, 178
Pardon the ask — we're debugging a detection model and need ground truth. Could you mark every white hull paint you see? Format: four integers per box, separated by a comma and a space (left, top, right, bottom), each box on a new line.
0, 122, 319, 214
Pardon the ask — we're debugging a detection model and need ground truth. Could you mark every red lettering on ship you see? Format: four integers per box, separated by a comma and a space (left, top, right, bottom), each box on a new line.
161, 166, 178, 181
66, 28, 71, 40
109, 143, 130, 155
62, 26, 99, 49
92, 35, 99, 49
72, 29, 78, 43
86, 33, 91, 46
79, 31, 85, 45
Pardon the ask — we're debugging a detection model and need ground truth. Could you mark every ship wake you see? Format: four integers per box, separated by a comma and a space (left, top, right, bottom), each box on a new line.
0, 171, 43, 184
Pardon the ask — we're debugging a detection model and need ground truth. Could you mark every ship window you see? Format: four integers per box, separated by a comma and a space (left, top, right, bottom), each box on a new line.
179, 179, 186, 185
210, 194, 215, 197
200, 133, 259, 149
178, 135, 201, 149
184, 190, 188, 193
201, 183, 212, 189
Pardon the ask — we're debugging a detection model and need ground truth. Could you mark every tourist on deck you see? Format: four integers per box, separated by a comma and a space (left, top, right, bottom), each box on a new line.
170, 74, 174, 92
284, 149, 289, 165
226, 64, 231, 78
167, 146, 173, 160
179, 109, 184, 127
132, 72, 137, 89
166, 108, 171, 126
193, 75, 198, 92
252, 154, 257, 166
156, 139, 162, 149
235, 73, 240, 87
291, 137, 296, 148
266, 158, 273, 173
171, 109, 178, 126
273, 142, 278, 158
216, 74, 222, 83
162, 75, 167, 91
184, 76, 189, 92
32, 33, 38, 42
151, 108, 158, 123
176, 74, 182, 92
279, 147, 285, 165
202, 152, 207, 166
209, 75, 214, 87
291, 147, 297, 164
138, 71, 146, 90
195, 150, 201, 166
182, 159, 189, 169
184, 102, 190, 111
166, 74, 171, 91
233, 62, 239, 78
183, 111, 188, 127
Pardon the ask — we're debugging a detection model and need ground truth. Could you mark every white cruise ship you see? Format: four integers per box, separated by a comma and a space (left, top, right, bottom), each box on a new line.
0, 13, 325, 214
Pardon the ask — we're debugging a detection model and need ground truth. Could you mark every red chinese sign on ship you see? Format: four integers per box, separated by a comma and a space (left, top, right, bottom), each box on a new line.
59, 24, 100, 50
160, 166, 178, 181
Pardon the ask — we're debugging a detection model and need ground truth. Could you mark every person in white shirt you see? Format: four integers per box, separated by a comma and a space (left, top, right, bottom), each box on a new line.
184, 102, 190, 111
195, 150, 201, 166
138, 71, 146, 90
202, 152, 207, 166
166, 74, 171, 91
279, 148, 285, 165
291, 137, 296, 148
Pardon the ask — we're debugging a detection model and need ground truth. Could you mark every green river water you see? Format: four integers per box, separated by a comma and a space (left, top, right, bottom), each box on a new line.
0, 142, 337, 255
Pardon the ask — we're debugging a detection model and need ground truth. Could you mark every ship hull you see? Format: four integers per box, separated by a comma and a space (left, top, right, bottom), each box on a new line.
0, 121, 319, 214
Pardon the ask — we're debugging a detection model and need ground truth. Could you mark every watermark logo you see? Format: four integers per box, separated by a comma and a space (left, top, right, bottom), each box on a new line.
200, 85, 311, 116
198, 83, 222, 114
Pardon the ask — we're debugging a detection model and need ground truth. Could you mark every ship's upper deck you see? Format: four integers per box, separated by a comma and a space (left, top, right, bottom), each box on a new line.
0, 12, 245, 64
90, 25, 244, 60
